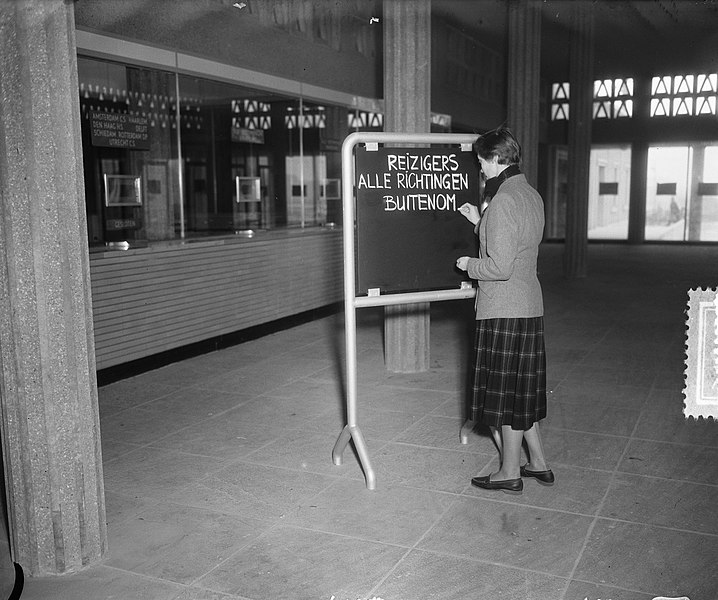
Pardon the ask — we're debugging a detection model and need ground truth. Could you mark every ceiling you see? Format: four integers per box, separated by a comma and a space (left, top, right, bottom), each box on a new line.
433, 0, 718, 79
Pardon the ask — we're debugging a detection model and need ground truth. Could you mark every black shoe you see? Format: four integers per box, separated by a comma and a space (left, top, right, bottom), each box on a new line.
471, 475, 523, 495
520, 465, 555, 485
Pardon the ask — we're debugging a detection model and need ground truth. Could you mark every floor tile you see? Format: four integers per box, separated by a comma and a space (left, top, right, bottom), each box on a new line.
286, 478, 456, 546
342, 406, 427, 442
103, 446, 228, 499
543, 400, 641, 437
358, 383, 459, 415
242, 428, 363, 476
202, 356, 334, 396
100, 387, 251, 445
214, 394, 341, 434
139, 386, 254, 420
259, 375, 344, 402
196, 526, 407, 600
397, 414, 499, 454
548, 380, 651, 408
105, 502, 262, 585
20, 566, 186, 600
574, 519, 718, 597
600, 472, 718, 534
417, 496, 594, 578
169, 587, 246, 600
101, 436, 143, 463
149, 410, 284, 460
563, 579, 656, 600
541, 428, 629, 471
560, 365, 657, 388
367, 442, 492, 493
379, 368, 466, 393
618, 439, 718, 484
161, 460, 337, 522
98, 378, 180, 416
374, 548, 567, 600
431, 395, 468, 418
636, 389, 718, 447
104, 489, 160, 527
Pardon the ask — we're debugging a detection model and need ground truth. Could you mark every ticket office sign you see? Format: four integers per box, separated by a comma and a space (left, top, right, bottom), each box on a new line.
90, 111, 150, 150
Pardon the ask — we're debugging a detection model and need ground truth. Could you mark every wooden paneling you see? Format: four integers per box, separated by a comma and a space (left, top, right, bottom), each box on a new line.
89, 229, 344, 369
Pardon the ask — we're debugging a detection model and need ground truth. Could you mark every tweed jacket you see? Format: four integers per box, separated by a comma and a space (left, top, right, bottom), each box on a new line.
465, 173, 544, 320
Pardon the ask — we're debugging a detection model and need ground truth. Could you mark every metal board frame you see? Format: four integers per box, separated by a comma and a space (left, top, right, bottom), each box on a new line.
333, 132, 479, 489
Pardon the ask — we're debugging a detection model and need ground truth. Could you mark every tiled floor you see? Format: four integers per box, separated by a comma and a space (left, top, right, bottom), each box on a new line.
14, 243, 718, 600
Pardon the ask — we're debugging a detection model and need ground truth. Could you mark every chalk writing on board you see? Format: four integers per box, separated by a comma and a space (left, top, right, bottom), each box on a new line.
355, 146, 479, 294
357, 152, 470, 213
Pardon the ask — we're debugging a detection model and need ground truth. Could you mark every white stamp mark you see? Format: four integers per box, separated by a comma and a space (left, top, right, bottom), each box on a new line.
684, 288, 718, 420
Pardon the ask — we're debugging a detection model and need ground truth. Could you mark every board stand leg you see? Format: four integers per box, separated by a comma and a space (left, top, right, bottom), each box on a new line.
460, 419, 476, 444
332, 424, 376, 490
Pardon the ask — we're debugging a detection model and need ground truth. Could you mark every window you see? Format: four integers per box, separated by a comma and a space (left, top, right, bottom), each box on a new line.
593, 78, 633, 119
550, 78, 633, 121
78, 57, 179, 245
650, 73, 718, 117
644, 144, 718, 241
588, 146, 631, 239
78, 56, 352, 245
550, 82, 569, 121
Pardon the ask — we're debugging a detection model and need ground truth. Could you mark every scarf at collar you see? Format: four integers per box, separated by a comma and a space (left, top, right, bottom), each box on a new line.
483, 164, 522, 202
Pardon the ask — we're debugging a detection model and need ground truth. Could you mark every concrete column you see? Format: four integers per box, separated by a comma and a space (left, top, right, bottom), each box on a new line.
627, 75, 650, 244
382, 0, 431, 372
564, 2, 594, 279
628, 141, 648, 244
507, 0, 541, 187
687, 145, 705, 241
0, 0, 107, 576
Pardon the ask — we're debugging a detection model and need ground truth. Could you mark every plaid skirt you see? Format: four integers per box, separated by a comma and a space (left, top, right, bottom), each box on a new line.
469, 317, 547, 431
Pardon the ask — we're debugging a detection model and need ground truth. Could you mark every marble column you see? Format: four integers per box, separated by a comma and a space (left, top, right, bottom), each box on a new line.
382, 0, 431, 372
507, 0, 541, 187
564, 2, 594, 279
0, 0, 107, 576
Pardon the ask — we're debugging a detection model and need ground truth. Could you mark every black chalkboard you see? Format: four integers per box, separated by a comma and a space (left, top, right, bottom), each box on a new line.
355, 145, 480, 295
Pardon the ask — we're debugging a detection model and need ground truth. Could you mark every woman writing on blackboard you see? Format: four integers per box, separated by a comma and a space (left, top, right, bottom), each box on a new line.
456, 127, 553, 494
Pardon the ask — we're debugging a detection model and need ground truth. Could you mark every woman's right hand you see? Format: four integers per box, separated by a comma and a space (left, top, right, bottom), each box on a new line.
458, 202, 480, 225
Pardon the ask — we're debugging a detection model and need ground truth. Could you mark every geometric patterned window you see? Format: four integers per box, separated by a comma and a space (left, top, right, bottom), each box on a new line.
593, 78, 634, 118
651, 73, 718, 117
349, 109, 383, 129
232, 99, 272, 130
551, 78, 633, 121
285, 104, 326, 129
551, 82, 570, 120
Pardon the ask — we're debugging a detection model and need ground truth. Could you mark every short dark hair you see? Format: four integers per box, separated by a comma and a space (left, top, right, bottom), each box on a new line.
473, 126, 521, 166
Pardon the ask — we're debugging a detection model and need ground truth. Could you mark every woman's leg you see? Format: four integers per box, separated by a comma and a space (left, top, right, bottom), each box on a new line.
489, 425, 502, 461
492, 425, 523, 480
523, 421, 550, 471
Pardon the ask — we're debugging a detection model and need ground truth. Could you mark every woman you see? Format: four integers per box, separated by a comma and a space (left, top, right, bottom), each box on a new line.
456, 127, 554, 494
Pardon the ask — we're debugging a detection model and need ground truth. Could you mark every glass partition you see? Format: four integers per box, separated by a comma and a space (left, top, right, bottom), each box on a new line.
78, 57, 179, 245
78, 56, 349, 246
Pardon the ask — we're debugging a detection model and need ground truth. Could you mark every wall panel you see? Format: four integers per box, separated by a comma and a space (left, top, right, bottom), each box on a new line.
89, 229, 343, 369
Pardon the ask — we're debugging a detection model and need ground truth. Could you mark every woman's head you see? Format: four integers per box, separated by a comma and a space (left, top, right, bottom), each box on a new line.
474, 126, 521, 166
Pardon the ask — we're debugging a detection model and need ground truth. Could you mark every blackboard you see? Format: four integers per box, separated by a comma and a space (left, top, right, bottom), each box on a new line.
355, 145, 480, 295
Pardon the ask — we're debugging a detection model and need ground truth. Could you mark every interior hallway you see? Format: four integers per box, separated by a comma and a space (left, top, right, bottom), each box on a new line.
9, 243, 718, 600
